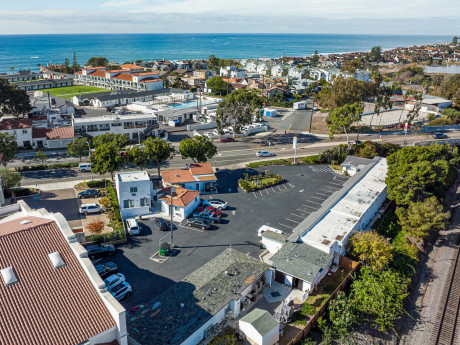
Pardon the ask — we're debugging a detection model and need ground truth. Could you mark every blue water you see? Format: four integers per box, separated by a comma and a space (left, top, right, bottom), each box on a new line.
165, 99, 219, 110
0, 33, 452, 73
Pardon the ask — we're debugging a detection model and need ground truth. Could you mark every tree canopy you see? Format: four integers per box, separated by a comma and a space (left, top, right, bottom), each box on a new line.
86, 57, 109, 67
66, 138, 89, 162
206, 76, 228, 95
440, 74, 460, 106
327, 102, 363, 142
216, 89, 263, 134
369, 46, 382, 62
0, 168, 21, 194
340, 60, 361, 74
396, 196, 450, 239
349, 231, 393, 271
311, 50, 319, 66
128, 145, 149, 170
142, 137, 175, 176
92, 133, 129, 149
0, 132, 18, 167
89, 142, 124, 180
0, 79, 32, 118
179, 135, 217, 163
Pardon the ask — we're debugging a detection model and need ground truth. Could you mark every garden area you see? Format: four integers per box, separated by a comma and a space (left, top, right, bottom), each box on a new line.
238, 170, 285, 192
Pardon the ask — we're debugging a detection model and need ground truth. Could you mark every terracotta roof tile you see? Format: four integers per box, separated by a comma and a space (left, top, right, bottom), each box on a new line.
0, 217, 116, 345
158, 187, 200, 207
161, 169, 194, 184
120, 63, 144, 70
189, 162, 214, 175
0, 119, 32, 130
45, 126, 74, 140
112, 73, 134, 81
32, 127, 47, 138
89, 70, 107, 78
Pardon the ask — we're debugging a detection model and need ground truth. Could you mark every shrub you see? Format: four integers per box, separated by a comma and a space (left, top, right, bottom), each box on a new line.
16, 162, 79, 171
426, 117, 454, 126
87, 220, 105, 235
427, 113, 436, 121
87, 179, 109, 188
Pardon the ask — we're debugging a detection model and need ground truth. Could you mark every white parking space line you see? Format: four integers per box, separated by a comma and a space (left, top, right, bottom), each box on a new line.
266, 189, 269, 195
271, 187, 276, 193
284, 218, 299, 223
291, 213, 305, 218
297, 208, 311, 213
310, 195, 327, 201
259, 190, 263, 197
288, 183, 295, 188
304, 200, 322, 205
328, 182, 344, 187
277, 186, 282, 191
253, 192, 257, 198
322, 187, 340, 192
302, 204, 317, 209
278, 223, 294, 229
283, 185, 288, 189
315, 192, 331, 197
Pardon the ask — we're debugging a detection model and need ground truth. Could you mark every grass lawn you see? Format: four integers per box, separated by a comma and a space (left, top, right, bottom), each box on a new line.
42, 86, 111, 100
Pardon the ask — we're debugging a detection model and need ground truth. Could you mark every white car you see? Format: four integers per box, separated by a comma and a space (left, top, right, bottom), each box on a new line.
256, 151, 275, 157
203, 132, 213, 138
242, 125, 251, 131
252, 123, 264, 128
211, 129, 219, 136
109, 281, 132, 301
78, 163, 91, 172
203, 199, 228, 210
79, 203, 105, 215
313, 105, 318, 111
223, 128, 232, 134
126, 218, 141, 236
104, 273, 125, 290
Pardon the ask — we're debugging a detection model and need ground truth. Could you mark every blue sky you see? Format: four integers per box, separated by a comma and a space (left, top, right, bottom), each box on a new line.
0, 0, 458, 34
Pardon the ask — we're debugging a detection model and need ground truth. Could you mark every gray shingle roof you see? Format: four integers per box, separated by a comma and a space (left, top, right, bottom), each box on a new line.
240, 308, 279, 336
262, 230, 287, 244
270, 242, 332, 284
128, 248, 269, 345
341, 155, 374, 167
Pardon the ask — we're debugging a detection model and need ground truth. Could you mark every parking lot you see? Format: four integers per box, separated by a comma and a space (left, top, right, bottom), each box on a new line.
95, 164, 349, 310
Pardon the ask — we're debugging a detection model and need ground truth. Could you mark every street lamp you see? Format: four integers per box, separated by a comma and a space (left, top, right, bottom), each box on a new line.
86, 140, 93, 181
163, 183, 176, 250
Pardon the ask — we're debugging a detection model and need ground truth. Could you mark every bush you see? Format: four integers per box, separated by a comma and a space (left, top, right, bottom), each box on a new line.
426, 117, 454, 126
16, 162, 79, 171
87, 179, 109, 188
238, 173, 285, 192
427, 113, 436, 121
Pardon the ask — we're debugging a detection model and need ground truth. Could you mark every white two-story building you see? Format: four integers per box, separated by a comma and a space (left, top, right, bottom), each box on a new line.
115, 171, 152, 219
219, 66, 246, 78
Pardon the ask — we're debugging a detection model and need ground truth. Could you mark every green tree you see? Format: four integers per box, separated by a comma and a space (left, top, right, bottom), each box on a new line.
440, 75, 460, 106
86, 57, 109, 67
143, 137, 175, 176
0, 168, 22, 194
89, 142, 124, 180
396, 196, 450, 239
206, 76, 228, 95
406, 91, 422, 124
0, 132, 18, 167
349, 231, 393, 270
92, 133, 129, 149
327, 102, 363, 142
341, 60, 361, 74
315, 77, 372, 109
370, 46, 382, 62
66, 138, 89, 162
128, 145, 149, 170
0, 79, 32, 118
328, 291, 356, 334
452, 36, 458, 44
71, 51, 80, 72
208, 54, 217, 67
351, 267, 410, 331
179, 135, 217, 163
216, 89, 263, 134
311, 49, 320, 66
34, 151, 48, 165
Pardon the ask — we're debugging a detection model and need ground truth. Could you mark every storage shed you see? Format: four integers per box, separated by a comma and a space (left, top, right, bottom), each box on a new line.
239, 308, 279, 345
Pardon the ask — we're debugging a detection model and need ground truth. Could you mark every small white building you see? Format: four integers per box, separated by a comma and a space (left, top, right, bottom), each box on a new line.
115, 171, 152, 219
261, 230, 287, 254
341, 155, 375, 176
219, 66, 246, 78
239, 309, 280, 345
157, 186, 201, 220
288, 66, 308, 79
271, 64, 286, 77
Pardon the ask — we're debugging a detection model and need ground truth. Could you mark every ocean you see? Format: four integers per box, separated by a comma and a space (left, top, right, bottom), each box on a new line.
0, 33, 452, 73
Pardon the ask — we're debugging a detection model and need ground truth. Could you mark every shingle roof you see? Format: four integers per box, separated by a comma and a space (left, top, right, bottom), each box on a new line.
0, 217, 116, 345
262, 230, 287, 244
341, 155, 374, 167
270, 242, 332, 284
240, 308, 279, 336
128, 248, 269, 345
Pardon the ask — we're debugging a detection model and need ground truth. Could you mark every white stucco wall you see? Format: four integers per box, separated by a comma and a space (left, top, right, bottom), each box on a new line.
261, 237, 284, 254
116, 173, 152, 220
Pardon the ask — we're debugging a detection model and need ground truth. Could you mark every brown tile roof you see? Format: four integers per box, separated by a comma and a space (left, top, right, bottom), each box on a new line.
82, 66, 106, 70
46, 126, 74, 140
140, 78, 162, 83
120, 63, 144, 70
0, 217, 116, 345
158, 187, 200, 207
197, 175, 217, 182
189, 162, 214, 175
161, 168, 194, 184
32, 128, 47, 138
0, 119, 32, 130
75, 71, 82, 74
89, 70, 107, 78
112, 73, 134, 81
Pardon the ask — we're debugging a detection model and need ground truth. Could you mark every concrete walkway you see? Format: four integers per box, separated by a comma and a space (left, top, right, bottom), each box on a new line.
24, 179, 85, 191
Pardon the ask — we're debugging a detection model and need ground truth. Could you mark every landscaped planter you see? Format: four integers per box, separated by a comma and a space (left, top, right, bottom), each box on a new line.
238, 172, 285, 192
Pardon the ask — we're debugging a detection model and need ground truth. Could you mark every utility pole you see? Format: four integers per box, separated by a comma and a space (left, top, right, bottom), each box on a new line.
308, 101, 314, 133
170, 191, 174, 250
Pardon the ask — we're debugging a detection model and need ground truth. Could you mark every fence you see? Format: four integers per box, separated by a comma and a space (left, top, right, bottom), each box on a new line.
285, 257, 361, 345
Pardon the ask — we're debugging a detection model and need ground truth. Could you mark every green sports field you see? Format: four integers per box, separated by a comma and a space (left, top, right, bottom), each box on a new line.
42, 86, 111, 100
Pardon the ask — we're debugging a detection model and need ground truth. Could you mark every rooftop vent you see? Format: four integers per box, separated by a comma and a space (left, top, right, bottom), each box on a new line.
1, 267, 18, 286
20, 220, 32, 225
48, 251, 66, 268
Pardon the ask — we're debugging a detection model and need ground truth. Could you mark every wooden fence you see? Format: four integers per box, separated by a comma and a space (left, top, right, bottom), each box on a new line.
285, 257, 361, 345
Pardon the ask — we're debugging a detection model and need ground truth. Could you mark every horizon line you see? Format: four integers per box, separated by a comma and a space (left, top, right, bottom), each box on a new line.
0, 33, 455, 37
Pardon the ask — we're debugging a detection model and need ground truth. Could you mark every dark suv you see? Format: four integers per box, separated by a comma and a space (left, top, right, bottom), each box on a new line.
78, 189, 101, 199
154, 218, 171, 231
185, 217, 212, 230
192, 210, 222, 223
95, 262, 118, 279
86, 244, 116, 260
432, 132, 448, 139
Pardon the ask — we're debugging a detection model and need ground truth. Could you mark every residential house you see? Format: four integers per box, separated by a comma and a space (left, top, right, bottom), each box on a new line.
239, 309, 280, 345
0, 118, 34, 148
270, 242, 333, 293
0, 201, 128, 345
32, 126, 74, 149
193, 70, 212, 79
128, 248, 270, 345
160, 162, 218, 193
256, 63, 271, 76
115, 171, 152, 219
288, 66, 308, 79
270, 64, 286, 77
309, 68, 341, 82
245, 61, 259, 73
157, 186, 201, 220
219, 66, 246, 78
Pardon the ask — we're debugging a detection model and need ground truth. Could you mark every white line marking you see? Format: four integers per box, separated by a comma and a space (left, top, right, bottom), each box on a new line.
304, 200, 322, 205
302, 204, 317, 209
291, 213, 305, 218
284, 218, 299, 223
328, 182, 344, 187
288, 183, 295, 188
311, 195, 326, 201
283, 184, 288, 189
278, 223, 294, 229
297, 208, 311, 213
315, 192, 330, 197
259, 190, 263, 197
266, 188, 269, 195
277, 186, 282, 191
253, 192, 257, 198
271, 187, 276, 193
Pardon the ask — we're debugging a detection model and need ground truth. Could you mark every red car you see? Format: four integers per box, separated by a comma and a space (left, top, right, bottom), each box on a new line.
220, 138, 235, 143
196, 205, 222, 216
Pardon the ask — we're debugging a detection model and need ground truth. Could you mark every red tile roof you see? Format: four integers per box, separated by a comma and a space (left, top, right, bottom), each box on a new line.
75, 71, 82, 74
158, 187, 200, 207
189, 162, 215, 176
82, 66, 106, 70
140, 78, 162, 83
32, 128, 47, 138
46, 126, 74, 140
0, 217, 116, 345
120, 63, 144, 70
0, 119, 33, 130
161, 168, 194, 184
135, 72, 159, 76
112, 73, 134, 81
89, 70, 107, 78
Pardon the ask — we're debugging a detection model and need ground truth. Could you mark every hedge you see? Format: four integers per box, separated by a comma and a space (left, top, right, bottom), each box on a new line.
238, 173, 285, 192
106, 183, 124, 231
87, 179, 110, 188
247, 155, 321, 168
16, 162, 79, 171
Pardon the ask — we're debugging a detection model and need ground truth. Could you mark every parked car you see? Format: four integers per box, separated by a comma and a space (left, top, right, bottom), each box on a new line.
78, 189, 101, 199
313, 105, 318, 111
86, 243, 116, 260
192, 210, 222, 223
95, 262, 118, 279
256, 151, 275, 157
78, 163, 91, 172
126, 218, 141, 236
104, 273, 125, 290
79, 203, 105, 215
109, 281, 132, 301
196, 205, 222, 216
220, 137, 235, 143
211, 130, 219, 136
184, 217, 212, 230
432, 132, 448, 139
154, 218, 171, 231
203, 199, 228, 210
203, 132, 213, 138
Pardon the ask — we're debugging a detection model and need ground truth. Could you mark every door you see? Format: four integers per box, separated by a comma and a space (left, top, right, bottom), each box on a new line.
292, 277, 300, 289
196, 183, 199, 191
274, 270, 285, 284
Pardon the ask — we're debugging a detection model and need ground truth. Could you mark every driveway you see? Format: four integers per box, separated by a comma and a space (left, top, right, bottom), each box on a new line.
95, 164, 347, 310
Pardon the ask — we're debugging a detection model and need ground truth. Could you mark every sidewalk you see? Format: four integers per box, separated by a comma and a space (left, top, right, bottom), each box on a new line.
23, 179, 85, 191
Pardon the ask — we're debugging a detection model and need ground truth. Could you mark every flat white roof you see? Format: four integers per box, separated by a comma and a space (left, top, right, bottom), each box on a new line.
116, 171, 150, 183
301, 158, 387, 249
73, 113, 156, 124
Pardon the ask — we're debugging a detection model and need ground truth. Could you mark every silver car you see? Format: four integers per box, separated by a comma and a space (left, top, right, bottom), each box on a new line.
79, 203, 105, 215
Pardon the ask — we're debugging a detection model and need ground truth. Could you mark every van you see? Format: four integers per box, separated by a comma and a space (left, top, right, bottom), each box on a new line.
126, 218, 140, 236
78, 163, 91, 172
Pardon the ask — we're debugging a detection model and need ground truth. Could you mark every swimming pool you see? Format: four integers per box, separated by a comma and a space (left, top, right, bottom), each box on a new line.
165, 99, 219, 110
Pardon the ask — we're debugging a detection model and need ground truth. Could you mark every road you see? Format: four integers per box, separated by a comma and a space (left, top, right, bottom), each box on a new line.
16, 129, 458, 187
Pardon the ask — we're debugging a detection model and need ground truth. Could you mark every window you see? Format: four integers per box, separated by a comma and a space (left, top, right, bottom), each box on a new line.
22, 129, 28, 134
123, 199, 134, 208
140, 197, 150, 207
130, 187, 138, 193
174, 206, 181, 212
